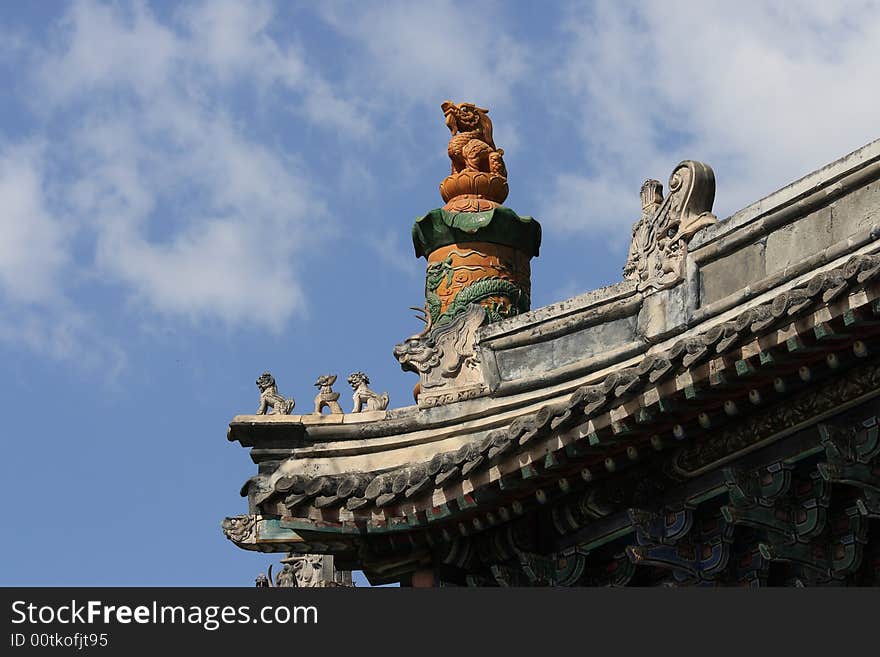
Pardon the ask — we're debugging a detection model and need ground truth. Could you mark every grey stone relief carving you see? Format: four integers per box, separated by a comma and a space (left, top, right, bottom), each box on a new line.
287, 554, 325, 587
221, 515, 256, 544
263, 554, 353, 587
347, 371, 389, 412
624, 160, 718, 294
255, 371, 295, 415
394, 304, 489, 407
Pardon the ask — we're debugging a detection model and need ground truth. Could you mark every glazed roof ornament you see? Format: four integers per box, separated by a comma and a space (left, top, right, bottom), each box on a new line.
440, 100, 508, 212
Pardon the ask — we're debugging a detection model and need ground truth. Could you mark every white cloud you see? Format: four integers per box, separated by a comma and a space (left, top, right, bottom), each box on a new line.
11, 0, 367, 335
176, 0, 281, 79
0, 305, 127, 373
0, 143, 68, 304
38, 0, 179, 103
545, 0, 880, 240
363, 228, 422, 278
176, 0, 370, 137
545, 173, 638, 237
0, 142, 125, 369
316, 0, 529, 115
0, 0, 390, 367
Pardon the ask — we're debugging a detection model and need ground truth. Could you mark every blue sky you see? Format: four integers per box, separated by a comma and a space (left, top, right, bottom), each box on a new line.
1, 1, 878, 586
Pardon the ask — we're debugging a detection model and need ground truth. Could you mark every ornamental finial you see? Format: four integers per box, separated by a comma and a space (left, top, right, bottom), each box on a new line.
439, 100, 508, 212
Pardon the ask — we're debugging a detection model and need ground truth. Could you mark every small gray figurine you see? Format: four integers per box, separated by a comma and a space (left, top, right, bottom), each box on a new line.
255, 371, 295, 415
313, 374, 343, 414
348, 372, 389, 412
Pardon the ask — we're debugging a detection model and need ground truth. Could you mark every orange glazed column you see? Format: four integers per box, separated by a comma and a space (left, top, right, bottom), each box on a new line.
411, 100, 541, 329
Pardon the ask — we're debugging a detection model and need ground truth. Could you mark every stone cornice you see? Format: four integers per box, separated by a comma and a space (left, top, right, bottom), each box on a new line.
691, 137, 880, 254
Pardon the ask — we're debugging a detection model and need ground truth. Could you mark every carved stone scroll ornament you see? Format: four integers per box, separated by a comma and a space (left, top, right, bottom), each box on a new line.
313, 374, 343, 414
623, 161, 718, 294
347, 372, 389, 412
393, 304, 489, 407
255, 371, 295, 415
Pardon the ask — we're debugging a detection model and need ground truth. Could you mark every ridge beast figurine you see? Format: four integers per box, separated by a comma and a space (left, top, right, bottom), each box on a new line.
347, 371, 389, 413
255, 371, 295, 415
313, 374, 344, 415
439, 100, 509, 211
441, 100, 506, 178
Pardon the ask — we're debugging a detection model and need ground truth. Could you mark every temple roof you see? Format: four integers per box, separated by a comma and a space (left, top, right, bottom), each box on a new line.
223, 135, 880, 584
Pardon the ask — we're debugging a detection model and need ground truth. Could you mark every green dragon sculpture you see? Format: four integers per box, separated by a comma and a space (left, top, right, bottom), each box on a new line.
425, 253, 530, 326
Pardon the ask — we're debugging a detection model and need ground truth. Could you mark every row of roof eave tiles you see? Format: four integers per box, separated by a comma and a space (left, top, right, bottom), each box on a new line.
251, 252, 880, 537
229, 409, 880, 587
